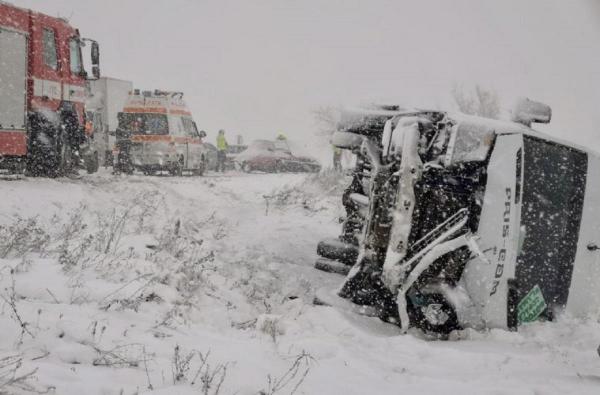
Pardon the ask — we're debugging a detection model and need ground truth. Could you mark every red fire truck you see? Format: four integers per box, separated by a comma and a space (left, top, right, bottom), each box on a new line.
0, 1, 100, 176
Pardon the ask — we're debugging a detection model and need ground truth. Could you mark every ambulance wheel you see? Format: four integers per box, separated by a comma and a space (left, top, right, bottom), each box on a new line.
192, 165, 204, 176
408, 293, 459, 336
171, 157, 184, 176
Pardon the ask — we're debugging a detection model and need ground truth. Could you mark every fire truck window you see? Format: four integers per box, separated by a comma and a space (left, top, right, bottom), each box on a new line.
43, 29, 58, 70
69, 38, 82, 74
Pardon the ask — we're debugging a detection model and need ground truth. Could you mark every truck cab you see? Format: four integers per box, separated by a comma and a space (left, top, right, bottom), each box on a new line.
0, 2, 100, 176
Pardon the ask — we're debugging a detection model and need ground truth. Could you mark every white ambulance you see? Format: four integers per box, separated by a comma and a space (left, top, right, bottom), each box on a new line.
115, 90, 207, 175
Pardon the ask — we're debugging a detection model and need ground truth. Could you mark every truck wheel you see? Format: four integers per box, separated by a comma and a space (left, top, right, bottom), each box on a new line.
86, 151, 99, 174
49, 136, 72, 178
408, 293, 460, 336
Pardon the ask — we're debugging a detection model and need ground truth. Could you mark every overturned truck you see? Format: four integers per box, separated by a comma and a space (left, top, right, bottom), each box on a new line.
315, 100, 600, 335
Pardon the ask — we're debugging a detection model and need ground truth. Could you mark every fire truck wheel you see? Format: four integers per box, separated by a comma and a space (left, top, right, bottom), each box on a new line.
86, 151, 99, 174
51, 138, 72, 178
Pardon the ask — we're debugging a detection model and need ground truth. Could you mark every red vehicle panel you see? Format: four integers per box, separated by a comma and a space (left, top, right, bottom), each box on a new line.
0, 131, 27, 156
0, 2, 98, 174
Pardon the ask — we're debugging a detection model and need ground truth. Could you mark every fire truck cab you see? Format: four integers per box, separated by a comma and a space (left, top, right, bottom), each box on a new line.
0, 1, 100, 176
115, 90, 207, 176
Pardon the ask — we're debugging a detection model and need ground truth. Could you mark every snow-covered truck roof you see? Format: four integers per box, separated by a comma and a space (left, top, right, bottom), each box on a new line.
447, 112, 599, 158
122, 90, 192, 117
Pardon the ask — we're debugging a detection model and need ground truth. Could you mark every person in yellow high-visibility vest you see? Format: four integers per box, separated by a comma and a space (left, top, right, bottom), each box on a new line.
216, 129, 228, 172
333, 145, 342, 171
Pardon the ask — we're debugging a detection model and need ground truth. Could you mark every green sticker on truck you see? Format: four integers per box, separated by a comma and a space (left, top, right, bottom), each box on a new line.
517, 284, 547, 324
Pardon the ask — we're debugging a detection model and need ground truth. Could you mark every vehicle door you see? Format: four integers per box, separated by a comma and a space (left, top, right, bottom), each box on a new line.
172, 116, 187, 168
0, 26, 27, 156
184, 118, 202, 169
462, 133, 523, 330
142, 113, 170, 166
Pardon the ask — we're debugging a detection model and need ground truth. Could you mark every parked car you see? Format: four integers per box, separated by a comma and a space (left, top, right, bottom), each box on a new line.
235, 139, 321, 173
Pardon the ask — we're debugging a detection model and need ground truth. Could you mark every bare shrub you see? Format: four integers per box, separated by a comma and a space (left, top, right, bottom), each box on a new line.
259, 351, 314, 395
91, 343, 149, 368
58, 234, 94, 271
131, 191, 165, 233
0, 270, 35, 345
0, 354, 45, 393
191, 350, 228, 395
172, 345, 195, 383
0, 216, 50, 258
95, 207, 131, 254
172, 346, 228, 395
257, 314, 285, 343
55, 205, 96, 271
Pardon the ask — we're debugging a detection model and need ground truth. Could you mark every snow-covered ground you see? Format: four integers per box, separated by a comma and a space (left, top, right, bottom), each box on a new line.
0, 170, 599, 394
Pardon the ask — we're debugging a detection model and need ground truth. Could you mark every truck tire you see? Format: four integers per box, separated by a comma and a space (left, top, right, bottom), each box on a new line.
48, 133, 73, 178
86, 151, 99, 174
408, 293, 460, 336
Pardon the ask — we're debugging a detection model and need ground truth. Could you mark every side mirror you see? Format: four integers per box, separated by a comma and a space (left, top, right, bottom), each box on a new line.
91, 41, 100, 79
331, 131, 363, 150
511, 98, 551, 126
193, 122, 206, 138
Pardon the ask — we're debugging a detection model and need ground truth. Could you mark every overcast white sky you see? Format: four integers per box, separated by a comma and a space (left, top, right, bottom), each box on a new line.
12, 0, 600, 154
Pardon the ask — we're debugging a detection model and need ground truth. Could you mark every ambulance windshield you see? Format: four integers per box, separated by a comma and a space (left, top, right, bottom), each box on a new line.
118, 113, 169, 135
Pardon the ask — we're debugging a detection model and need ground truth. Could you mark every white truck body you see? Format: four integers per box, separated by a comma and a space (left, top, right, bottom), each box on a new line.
87, 77, 133, 164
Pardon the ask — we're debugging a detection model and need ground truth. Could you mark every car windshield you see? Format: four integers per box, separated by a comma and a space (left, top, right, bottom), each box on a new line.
118, 113, 169, 135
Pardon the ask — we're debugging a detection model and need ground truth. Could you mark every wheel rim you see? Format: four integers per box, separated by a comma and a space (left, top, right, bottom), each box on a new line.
422, 303, 450, 326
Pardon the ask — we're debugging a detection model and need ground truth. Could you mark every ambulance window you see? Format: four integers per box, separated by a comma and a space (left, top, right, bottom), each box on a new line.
182, 118, 195, 135
69, 38, 82, 74
43, 29, 58, 70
